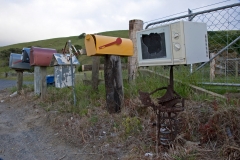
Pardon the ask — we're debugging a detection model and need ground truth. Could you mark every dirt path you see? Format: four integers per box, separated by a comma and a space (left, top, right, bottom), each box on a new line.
0, 90, 88, 160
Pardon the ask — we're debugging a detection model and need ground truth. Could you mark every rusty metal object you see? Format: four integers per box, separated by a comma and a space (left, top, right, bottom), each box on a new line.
139, 66, 184, 145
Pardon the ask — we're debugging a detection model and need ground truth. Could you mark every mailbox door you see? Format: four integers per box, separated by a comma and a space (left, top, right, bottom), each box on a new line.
85, 34, 133, 56
30, 47, 57, 66
54, 66, 75, 88
9, 53, 30, 70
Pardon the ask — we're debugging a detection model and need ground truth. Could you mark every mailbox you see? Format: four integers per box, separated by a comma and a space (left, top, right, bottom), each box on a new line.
9, 53, 30, 70
30, 47, 57, 66
50, 53, 80, 88
22, 48, 31, 63
85, 34, 133, 56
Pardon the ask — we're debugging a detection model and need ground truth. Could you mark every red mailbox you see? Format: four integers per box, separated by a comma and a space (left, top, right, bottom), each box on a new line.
30, 47, 57, 66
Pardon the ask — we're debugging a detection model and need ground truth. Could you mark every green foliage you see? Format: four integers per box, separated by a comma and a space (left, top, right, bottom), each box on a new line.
208, 30, 240, 53
78, 65, 82, 72
78, 33, 86, 39
89, 115, 98, 125
0, 47, 22, 60
74, 44, 82, 50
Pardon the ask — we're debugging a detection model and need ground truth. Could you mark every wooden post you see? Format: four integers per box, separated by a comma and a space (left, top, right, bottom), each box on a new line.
128, 19, 143, 82
92, 56, 100, 90
34, 66, 41, 95
104, 55, 123, 113
16, 70, 23, 92
40, 67, 47, 99
34, 66, 47, 99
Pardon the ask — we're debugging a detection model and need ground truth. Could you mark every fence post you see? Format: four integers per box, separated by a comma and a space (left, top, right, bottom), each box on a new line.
128, 19, 143, 82
104, 55, 123, 113
16, 70, 23, 92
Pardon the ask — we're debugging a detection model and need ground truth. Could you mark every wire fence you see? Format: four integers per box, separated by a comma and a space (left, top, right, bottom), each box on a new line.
144, 2, 240, 94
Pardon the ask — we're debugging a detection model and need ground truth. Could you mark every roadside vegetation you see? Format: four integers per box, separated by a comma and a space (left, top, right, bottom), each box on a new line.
3, 68, 239, 159
1, 29, 240, 159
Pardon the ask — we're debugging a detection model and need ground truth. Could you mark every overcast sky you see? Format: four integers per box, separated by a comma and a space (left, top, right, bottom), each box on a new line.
0, 0, 239, 47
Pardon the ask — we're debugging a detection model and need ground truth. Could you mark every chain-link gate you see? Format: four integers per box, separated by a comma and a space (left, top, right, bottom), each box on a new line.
144, 2, 240, 94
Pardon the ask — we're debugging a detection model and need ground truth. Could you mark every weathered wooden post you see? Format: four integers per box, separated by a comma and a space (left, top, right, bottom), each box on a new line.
104, 55, 123, 113
16, 70, 23, 92
85, 34, 133, 113
34, 66, 41, 95
40, 67, 47, 99
34, 66, 47, 98
128, 19, 143, 82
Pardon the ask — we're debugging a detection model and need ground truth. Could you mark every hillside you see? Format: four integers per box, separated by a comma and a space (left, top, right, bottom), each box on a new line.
0, 30, 129, 52
0, 30, 129, 74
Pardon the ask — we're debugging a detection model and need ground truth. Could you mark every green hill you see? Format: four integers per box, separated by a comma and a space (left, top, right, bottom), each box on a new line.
0, 30, 129, 74
0, 30, 129, 52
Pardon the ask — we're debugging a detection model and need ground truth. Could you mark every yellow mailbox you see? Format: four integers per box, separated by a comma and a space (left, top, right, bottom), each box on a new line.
85, 34, 133, 56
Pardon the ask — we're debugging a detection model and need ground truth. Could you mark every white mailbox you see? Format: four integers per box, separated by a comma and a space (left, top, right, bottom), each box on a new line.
50, 53, 80, 88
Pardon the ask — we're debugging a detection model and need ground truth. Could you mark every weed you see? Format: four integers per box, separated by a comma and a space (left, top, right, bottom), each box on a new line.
89, 115, 98, 125
122, 116, 142, 136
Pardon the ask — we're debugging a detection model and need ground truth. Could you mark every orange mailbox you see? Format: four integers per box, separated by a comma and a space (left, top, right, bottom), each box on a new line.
85, 34, 133, 56
30, 47, 57, 66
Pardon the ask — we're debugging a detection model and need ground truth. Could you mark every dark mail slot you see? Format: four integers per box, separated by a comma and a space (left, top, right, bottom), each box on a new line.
9, 53, 30, 70
30, 47, 57, 66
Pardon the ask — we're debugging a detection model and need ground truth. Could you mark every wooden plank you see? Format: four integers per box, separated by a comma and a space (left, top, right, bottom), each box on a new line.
34, 66, 41, 95
104, 55, 123, 113
16, 71, 23, 92
40, 67, 47, 99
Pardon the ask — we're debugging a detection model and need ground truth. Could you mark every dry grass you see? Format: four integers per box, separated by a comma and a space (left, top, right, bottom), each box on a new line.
2, 82, 240, 160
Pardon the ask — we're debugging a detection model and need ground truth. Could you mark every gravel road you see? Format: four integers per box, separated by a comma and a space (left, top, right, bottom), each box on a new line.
0, 88, 90, 160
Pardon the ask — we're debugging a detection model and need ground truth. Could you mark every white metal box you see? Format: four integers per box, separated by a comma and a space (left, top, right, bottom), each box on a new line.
136, 21, 209, 66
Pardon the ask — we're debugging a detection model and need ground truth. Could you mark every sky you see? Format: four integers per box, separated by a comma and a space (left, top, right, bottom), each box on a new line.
0, 0, 239, 47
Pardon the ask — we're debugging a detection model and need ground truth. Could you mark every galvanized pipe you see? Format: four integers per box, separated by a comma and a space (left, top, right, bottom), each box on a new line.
194, 36, 240, 72
68, 40, 77, 106
145, 2, 240, 29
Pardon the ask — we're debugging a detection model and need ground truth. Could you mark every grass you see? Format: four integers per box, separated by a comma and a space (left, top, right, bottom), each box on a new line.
4, 67, 240, 160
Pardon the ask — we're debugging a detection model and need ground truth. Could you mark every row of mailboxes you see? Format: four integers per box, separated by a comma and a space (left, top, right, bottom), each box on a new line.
9, 47, 57, 71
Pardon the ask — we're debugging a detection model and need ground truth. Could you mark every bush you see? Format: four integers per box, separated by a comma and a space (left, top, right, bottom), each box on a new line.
78, 33, 86, 39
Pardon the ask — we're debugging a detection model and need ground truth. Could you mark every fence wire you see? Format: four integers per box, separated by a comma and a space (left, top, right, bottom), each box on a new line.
144, 2, 240, 94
